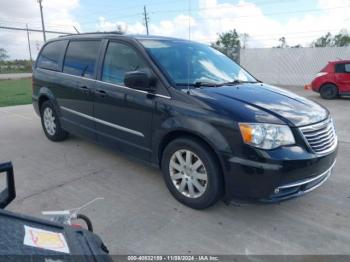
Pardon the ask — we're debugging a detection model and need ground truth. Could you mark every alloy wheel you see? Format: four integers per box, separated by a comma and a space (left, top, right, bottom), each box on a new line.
43, 107, 56, 136
169, 149, 208, 198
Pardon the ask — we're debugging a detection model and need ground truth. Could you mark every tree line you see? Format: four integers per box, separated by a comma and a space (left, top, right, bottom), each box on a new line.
0, 49, 32, 73
211, 29, 350, 50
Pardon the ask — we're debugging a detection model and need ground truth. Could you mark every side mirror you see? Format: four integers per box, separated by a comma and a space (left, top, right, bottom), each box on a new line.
0, 162, 16, 209
124, 71, 156, 92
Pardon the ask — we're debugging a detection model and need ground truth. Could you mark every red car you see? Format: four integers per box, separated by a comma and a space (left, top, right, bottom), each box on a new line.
311, 60, 350, 99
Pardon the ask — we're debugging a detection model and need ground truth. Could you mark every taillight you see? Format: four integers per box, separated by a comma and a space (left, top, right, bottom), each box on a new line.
316, 72, 327, 78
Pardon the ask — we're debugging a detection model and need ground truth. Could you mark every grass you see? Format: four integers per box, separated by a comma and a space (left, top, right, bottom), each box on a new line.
0, 78, 32, 107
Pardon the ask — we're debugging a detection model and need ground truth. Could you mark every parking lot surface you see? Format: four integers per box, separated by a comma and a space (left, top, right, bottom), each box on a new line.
0, 73, 32, 80
1, 87, 349, 255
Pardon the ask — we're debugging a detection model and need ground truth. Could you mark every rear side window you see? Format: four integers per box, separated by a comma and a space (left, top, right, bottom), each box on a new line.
63, 41, 100, 79
102, 42, 147, 85
345, 64, 350, 73
37, 41, 66, 71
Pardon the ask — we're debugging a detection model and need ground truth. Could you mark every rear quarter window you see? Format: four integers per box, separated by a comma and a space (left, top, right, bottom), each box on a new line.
63, 40, 101, 79
37, 40, 66, 71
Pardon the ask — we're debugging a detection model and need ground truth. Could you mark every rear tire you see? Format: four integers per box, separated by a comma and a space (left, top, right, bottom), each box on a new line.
40, 100, 68, 142
320, 84, 338, 99
161, 137, 223, 209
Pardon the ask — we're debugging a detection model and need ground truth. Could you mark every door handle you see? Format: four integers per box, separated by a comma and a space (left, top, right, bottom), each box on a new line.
79, 86, 90, 94
95, 89, 107, 97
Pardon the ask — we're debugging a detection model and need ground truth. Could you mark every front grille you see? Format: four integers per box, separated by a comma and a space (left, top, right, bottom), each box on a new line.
300, 117, 337, 155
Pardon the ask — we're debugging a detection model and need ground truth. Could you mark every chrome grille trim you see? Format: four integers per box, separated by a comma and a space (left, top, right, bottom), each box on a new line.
311, 138, 335, 149
299, 117, 338, 155
307, 129, 333, 142
303, 125, 333, 138
278, 160, 336, 189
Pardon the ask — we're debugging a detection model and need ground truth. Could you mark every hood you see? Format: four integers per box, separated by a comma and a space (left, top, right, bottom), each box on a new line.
191, 83, 328, 127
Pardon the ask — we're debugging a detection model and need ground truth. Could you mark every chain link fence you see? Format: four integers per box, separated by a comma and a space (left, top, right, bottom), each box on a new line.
0, 27, 67, 74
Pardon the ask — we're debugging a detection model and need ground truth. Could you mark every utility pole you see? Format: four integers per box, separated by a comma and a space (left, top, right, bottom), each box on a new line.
188, 0, 191, 40
26, 24, 33, 64
73, 26, 80, 34
241, 33, 249, 49
37, 0, 46, 42
143, 6, 150, 35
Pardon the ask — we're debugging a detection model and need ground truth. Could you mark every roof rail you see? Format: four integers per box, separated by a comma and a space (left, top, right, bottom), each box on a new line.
59, 31, 124, 38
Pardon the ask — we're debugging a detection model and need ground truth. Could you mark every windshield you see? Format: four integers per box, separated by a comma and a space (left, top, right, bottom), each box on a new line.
139, 39, 256, 87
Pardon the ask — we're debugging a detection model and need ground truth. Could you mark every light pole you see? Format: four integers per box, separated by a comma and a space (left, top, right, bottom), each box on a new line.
26, 24, 33, 64
143, 6, 149, 35
37, 0, 46, 42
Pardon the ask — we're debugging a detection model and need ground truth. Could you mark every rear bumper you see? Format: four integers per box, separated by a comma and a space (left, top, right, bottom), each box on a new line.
221, 145, 338, 202
32, 94, 40, 116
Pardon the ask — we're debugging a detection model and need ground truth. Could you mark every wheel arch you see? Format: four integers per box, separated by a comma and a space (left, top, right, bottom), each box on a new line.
157, 129, 228, 194
37, 87, 60, 115
320, 82, 338, 90
38, 95, 50, 112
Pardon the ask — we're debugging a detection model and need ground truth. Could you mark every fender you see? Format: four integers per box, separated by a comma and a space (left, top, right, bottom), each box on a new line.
152, 116, 233, 165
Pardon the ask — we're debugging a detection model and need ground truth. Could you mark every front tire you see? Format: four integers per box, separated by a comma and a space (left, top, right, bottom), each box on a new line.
40, 100, 68, 141
161, 137, 223, 209
320, 84, 338, 99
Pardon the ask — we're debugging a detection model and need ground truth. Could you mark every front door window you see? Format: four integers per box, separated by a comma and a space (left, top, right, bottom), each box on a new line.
102, 42, 147, 86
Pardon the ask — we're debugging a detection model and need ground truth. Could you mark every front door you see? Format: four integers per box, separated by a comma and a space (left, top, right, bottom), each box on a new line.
94, 40, 155, 161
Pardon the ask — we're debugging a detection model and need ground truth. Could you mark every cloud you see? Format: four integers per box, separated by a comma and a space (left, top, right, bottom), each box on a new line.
97, 17, 145, 34
0, 0, 79, 59
102, 0, 350, 48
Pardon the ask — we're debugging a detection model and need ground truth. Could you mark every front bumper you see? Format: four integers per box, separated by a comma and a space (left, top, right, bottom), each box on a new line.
261, 160, 335, 202
221, 145, 337, 202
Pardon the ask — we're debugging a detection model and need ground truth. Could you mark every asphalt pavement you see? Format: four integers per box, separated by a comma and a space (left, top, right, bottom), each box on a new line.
0, 73, 32, 80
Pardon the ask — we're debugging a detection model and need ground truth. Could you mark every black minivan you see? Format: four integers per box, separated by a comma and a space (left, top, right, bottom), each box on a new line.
32, 32, 338, 209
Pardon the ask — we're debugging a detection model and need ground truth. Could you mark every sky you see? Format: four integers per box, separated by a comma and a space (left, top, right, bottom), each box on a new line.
0, 0, 350, 59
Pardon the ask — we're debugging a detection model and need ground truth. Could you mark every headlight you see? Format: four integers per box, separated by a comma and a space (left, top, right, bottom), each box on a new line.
239, 123, 295, 149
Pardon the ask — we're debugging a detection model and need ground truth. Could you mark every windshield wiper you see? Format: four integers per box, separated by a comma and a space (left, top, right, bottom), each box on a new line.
176, 81, 224, 88
223, 80, 260, 85
176, 79, 259, 88
193, 81, 224, 87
